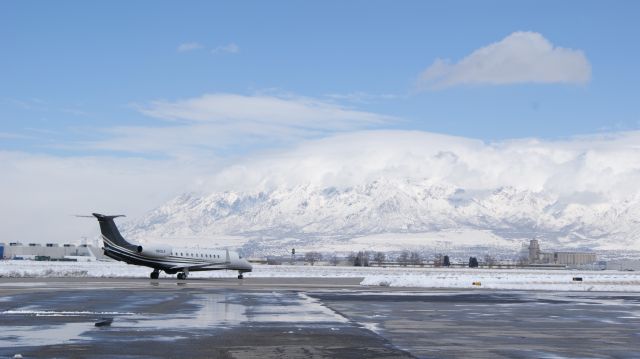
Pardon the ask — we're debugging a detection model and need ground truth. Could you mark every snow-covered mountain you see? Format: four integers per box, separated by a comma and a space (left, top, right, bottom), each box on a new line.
123, 178, 640, 256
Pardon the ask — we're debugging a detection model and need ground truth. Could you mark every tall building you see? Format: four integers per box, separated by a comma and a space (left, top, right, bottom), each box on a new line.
528, 239, 540, 262
527, 239, 596, 266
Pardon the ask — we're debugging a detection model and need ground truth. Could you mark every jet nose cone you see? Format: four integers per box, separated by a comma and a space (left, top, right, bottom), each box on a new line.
243, 259, 253, 272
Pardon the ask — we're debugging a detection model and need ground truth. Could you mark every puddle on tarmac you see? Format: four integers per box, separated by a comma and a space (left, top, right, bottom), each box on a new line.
1, 310, 136, 317
122, 292, 347, 330
121, 293, 247, 330
0, 322, 89, 347
0, 292, 348, 347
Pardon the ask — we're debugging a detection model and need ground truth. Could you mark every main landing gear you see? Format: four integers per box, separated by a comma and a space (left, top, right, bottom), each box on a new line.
177, 272, 188, 280
150, 269, 159, 279
237, 272, 244, 279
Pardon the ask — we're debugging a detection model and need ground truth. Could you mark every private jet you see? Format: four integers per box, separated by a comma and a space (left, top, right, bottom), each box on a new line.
86, 213, 252, 280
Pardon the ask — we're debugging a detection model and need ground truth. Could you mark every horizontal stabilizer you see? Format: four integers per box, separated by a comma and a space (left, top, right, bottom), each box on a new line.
75, 214, 126, 219
92, 213, 126, 219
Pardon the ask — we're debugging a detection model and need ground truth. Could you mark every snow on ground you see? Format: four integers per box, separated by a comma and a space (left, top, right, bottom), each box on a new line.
1, 260, 640, 292
359, 270, 640, 292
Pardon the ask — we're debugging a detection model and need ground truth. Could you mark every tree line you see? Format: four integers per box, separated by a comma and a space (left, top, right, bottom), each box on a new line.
298, 251, 497, 268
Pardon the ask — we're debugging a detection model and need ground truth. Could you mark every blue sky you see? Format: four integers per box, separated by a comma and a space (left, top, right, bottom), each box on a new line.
2, 1, 640, 242
2, 0, 640, 158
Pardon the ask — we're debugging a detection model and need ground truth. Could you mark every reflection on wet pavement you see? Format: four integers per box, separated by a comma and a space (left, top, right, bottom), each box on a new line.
0, 291, 351, 349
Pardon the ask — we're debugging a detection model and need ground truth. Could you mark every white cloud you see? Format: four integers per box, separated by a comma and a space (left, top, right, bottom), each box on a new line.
138, 93, 390, 127
211, 43, 239, 54
177, 42, 204, 52
206, 130, 640, 203
90, 93, 393, 156
418, 31, 591, 89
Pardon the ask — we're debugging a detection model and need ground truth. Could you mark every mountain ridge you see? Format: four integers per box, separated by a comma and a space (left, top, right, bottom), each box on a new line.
123, 178, 640, 255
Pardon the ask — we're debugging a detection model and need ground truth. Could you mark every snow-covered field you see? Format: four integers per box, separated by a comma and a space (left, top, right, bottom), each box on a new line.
1, 260, 640, 292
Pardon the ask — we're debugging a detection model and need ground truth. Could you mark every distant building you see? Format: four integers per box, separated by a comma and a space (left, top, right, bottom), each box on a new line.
605, 259, 640, 271
529, 239, 541, 262
527, 239, 596, 266
1, 242, 105, 261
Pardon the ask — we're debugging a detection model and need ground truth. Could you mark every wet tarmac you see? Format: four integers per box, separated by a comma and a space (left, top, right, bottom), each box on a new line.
1, 278, 639, 358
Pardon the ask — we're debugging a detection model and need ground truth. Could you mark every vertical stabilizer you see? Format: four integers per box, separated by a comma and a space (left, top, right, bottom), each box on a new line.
92, 213, 136, 250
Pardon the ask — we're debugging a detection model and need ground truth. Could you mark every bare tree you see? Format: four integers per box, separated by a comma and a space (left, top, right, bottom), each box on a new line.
305, 251, 323, 266
516, 256, 529, 267
347, 252, 357, 266
433, 253, 443, 268
398, 251, 410, 266
354, 251, 370, 266
483, 254, 496, 268
374, 252, 386, 266
410, 251, 423, 266
329, 254, 339, 266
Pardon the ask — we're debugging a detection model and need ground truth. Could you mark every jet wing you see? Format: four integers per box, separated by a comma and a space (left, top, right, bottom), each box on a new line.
169, 262, 228, 271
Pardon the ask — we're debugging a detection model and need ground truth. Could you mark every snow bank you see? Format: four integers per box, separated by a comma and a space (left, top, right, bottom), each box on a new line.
360, 269, 640, 292
1, 261, 640, 292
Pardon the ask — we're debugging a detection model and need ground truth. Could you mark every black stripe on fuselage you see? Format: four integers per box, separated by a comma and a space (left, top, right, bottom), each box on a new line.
102, 235, 229, 272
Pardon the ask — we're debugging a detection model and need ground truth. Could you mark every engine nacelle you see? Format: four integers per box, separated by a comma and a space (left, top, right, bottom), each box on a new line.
136, 245, 172, 257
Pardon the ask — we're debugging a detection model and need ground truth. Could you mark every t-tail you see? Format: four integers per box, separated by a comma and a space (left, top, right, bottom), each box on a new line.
92, 213, 138, 252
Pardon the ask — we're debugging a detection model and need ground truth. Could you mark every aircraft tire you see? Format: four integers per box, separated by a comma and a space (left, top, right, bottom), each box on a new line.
150, 271, 159, 280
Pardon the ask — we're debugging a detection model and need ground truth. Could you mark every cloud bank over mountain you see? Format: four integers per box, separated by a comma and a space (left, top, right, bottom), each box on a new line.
203, 130, 640, 201
126, 130, 640, 254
